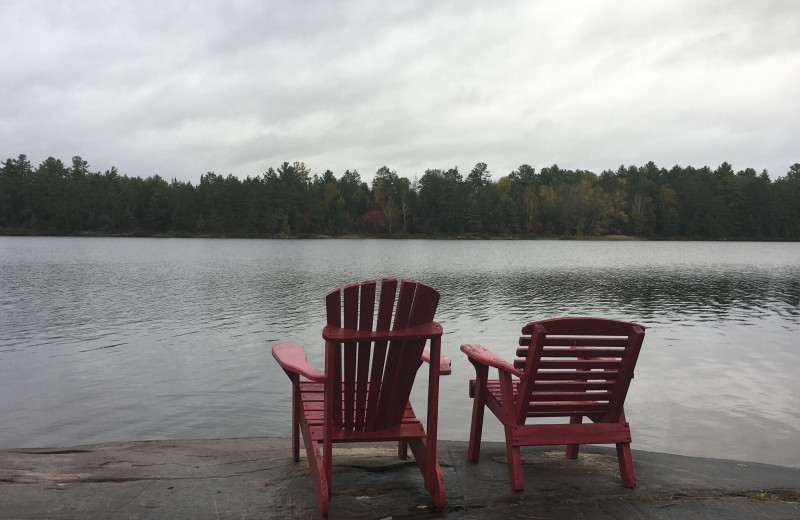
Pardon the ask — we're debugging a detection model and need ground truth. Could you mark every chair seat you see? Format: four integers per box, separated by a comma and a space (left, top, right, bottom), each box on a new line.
299, 381, 427, 442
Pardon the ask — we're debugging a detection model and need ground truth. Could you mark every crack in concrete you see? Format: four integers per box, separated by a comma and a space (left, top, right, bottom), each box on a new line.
11, 449, 93, 455
109, 478, 156, 516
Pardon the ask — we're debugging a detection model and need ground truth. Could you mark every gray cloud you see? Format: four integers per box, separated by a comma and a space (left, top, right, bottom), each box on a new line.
2, 0, 799, 183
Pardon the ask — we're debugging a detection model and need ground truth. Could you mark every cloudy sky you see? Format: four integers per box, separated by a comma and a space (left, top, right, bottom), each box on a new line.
2, 0, 799, 184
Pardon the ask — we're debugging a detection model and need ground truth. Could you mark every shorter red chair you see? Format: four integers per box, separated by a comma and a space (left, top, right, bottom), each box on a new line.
273, 278, 450, 516
462, 317, 645, 491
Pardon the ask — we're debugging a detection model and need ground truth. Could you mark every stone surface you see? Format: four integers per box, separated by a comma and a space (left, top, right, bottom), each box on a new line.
1, 438, 798, 519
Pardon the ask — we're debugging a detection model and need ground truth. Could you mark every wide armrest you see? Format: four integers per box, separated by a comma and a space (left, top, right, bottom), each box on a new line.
272, 343, 326, 382
322, 321, 443, 342
421, 346, 452, 375
460, 344, 524, 378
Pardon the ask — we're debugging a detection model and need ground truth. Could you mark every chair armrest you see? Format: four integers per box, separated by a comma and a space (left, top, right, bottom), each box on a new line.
460, 344, 524, 378
322, 321, 443, 342
421, 346, 452, 375
272, 343, 326, 382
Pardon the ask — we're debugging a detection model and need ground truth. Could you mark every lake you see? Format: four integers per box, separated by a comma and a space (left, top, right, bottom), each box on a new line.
1, 237, 798, 467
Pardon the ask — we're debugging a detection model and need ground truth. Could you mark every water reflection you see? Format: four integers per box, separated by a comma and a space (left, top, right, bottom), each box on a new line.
0, 237, 798, 467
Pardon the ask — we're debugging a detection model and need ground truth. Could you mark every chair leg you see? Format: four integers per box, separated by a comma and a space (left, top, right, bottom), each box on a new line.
566, 416, 582, 459
505, 429, 524, 491
300, 431, 330, 516
616, 442, 636, 488
467, 365, 489, 462
408, 437, 446, 509
291, 378, 301, 462
467, 393, 486, 462
398, 440, 408, 459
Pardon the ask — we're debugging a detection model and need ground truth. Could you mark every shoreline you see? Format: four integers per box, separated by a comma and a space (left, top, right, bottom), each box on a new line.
3, 229, 796, 241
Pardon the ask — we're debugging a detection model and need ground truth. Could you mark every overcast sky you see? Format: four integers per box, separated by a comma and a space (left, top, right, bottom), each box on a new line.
2, 0, 799, 184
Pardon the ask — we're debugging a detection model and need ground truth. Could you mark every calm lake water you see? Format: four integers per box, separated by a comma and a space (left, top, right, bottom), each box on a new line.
1, 237, 798, 467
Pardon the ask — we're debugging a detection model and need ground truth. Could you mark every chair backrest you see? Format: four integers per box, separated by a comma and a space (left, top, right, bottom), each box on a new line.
324, 278, 440, 432
513, 317, 645, 425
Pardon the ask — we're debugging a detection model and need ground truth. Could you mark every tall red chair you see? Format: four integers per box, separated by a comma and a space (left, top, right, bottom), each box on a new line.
272, 278, 449, 516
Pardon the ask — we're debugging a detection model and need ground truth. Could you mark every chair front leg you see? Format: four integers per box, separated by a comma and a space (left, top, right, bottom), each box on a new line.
615, 408, 635, 487
467, 360, 489, 462
498, 370, 523, 491
284, 372, 301, 462
617, 442, 636, 487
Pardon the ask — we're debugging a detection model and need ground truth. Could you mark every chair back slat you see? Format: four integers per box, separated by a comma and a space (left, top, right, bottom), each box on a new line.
517, 346, 626, 358
526, 370, 619, 381
515, 317, 645, 424
354, 281, 376, 430
364, 278, 397, 431
327, 278, 439, 433
521, 317, 634, 336
341, 283, 360, 429
325, 288, 342, 427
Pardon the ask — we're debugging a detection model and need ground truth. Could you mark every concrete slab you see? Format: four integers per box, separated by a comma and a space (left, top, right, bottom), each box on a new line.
1, 438, 797, 519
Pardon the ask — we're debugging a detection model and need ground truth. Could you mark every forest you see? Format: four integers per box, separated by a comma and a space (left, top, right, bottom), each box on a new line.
1, 153, 799, 240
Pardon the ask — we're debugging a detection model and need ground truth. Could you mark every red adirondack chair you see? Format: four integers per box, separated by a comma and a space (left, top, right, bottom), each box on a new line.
272, 278, 450, 516
461, 317, 645, 491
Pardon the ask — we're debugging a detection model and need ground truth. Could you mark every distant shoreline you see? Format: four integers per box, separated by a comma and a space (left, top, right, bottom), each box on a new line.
3, 229, 797, 241
0, 229, 705, 241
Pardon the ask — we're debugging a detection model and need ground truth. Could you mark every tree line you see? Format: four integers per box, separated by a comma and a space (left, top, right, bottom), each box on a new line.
2, 153, 799, 239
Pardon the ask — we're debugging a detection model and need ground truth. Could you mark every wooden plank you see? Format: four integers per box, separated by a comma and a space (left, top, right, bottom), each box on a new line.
511, 422, 632, 446
530, 391, 613, 401
518, 337, 628, 348
325, 288, 341, 328
365, 278, 397, 431
522, 317, 640, 336
309, 421, 427, 442
535, 359, 622, 370
376, 279, 398, 331
517, 346, 626, 358
527, 370, 620, 381
532, 381, 615, 391
355, 281, 376, 430
527, 402, 610, 415
326, 289, 342, 429
323, 323, 442, 342
341, 283, 359, 429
